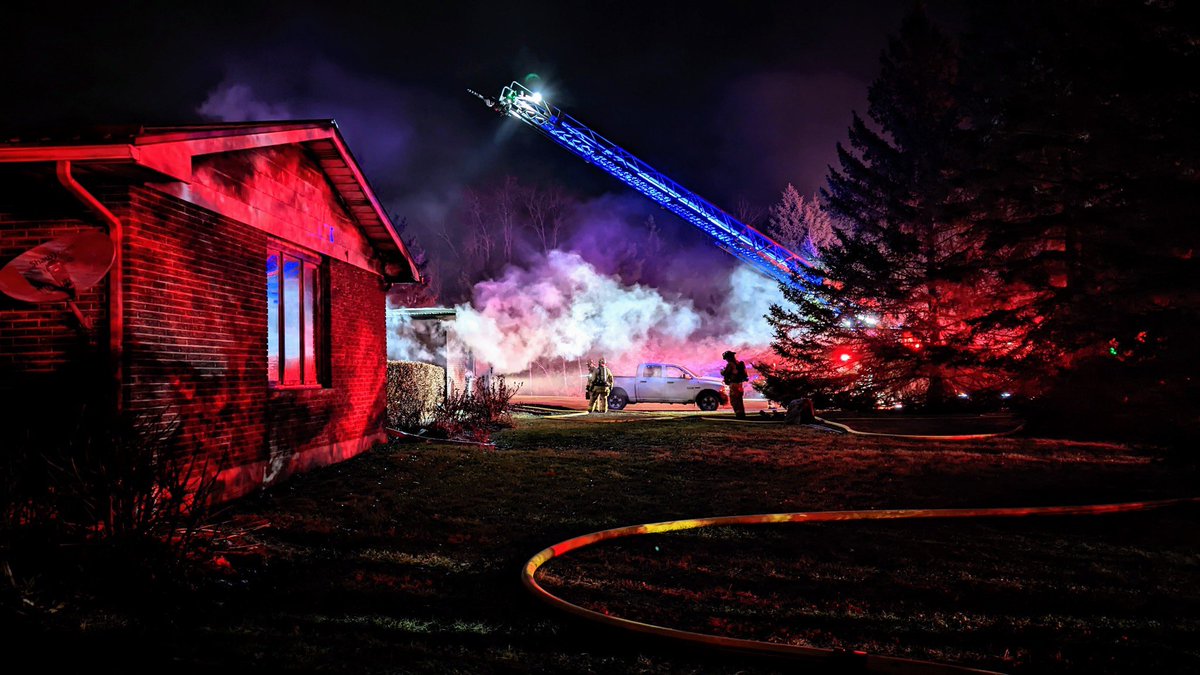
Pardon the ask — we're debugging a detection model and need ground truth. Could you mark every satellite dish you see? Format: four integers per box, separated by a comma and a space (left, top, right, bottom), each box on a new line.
0, 230, 116, 331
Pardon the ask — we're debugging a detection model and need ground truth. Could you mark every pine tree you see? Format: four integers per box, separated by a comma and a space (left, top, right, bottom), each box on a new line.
961, 0, 1200, 441
803, 195, 839, 253
766, 183, 807, 253
766, 184, 838, 259
764, 5, 1001, 410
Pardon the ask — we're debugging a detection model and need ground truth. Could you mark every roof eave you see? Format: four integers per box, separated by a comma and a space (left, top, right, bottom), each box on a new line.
0, 122, 422, 284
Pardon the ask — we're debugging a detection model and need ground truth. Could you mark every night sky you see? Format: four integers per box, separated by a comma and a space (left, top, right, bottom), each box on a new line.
2, 1, 961, 259
3, 0, 984, 379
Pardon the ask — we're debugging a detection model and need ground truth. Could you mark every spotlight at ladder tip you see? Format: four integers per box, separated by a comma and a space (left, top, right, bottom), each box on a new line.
1001, 392, 1012, 399
530, 92, 543, 104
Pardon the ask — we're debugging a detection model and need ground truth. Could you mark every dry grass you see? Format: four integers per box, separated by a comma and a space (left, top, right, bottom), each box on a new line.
6, 413, 1198, 674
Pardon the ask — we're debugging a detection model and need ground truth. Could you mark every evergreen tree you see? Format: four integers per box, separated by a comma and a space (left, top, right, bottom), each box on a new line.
764, 5, 1001, 410
804, 195, 839, 253
961, 0, 1200, 441
766, 184, 838, 259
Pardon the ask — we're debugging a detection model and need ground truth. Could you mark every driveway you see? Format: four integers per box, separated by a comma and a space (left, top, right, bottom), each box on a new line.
513, 394, 776, 414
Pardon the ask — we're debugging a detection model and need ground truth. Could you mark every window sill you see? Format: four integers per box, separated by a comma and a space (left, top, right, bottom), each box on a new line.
270, 384, 326, 391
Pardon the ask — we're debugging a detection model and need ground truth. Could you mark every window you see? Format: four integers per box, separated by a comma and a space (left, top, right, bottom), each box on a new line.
664, 366, 688, 380
642, 365, 661, 378
267, 249, 325, 386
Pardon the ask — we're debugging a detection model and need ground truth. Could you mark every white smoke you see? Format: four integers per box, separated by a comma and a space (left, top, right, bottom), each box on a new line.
386, 310, 440, 362
453, 250, 782, 374
197, 83, 292, 121
454, 251, 699, 372
719, 266, 779, 347
195, 62, 493, 235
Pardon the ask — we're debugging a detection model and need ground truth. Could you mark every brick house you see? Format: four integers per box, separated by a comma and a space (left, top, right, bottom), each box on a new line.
0, 121, 420, 501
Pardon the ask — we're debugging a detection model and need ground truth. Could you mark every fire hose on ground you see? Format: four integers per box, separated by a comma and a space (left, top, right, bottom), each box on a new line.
521, 496, 1200, 675
385, 427, 496, 447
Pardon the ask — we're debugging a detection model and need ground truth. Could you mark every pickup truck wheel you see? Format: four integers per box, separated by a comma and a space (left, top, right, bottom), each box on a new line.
608, 390, 629, 411
696, 391, 721, 411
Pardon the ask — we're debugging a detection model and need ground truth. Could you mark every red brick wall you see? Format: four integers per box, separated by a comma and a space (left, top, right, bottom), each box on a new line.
123, 186, 270, 483
126, 186, 388, 500
0, 186, 114, 434
184, 145, 379, 271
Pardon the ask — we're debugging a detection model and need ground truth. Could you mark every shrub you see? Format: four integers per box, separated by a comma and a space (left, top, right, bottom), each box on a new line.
430, 374, 521, 443
1021, 357, 1199, 451
386, 361, 446, 430
58, 408, 225, 547
1, 403, 229, 615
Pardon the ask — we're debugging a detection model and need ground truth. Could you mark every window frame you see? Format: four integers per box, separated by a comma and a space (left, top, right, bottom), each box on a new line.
267, 245, 328, 389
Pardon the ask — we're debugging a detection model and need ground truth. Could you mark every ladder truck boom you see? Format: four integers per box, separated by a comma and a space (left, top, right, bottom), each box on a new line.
472, 81, 819, 288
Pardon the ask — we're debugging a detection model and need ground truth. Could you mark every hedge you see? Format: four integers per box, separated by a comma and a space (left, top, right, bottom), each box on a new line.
386, 361, 446, 430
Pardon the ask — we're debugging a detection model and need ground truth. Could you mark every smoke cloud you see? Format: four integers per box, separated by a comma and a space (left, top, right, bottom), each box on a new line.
452, 250, 781, 376
454, 250, 700, 372
197, 83, 293, 122
714, 71, 868, 205
196, 58, 494, 236
197, 59, 791, 381
720, 266, 782, 347
386, 311, 442, 363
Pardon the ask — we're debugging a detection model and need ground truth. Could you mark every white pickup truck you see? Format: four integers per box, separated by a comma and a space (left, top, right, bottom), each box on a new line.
607, 362, 729, 411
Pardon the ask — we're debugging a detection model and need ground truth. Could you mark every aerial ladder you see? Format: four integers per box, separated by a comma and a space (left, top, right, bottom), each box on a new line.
471, 81, 820, 289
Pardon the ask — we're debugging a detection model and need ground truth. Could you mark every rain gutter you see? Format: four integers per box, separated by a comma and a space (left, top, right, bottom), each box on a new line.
56, 160, 124, 412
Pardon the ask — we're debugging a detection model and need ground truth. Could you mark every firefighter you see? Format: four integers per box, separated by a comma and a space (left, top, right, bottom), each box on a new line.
589, 357, 614, 413
721, 350, 749, 418
584, 359, 596, 403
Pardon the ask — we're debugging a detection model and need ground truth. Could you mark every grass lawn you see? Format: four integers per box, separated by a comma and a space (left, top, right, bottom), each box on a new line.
6, 413, 1198, 674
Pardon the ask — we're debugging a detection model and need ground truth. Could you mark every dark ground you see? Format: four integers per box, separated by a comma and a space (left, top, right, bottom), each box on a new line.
5, 412, 1198, 674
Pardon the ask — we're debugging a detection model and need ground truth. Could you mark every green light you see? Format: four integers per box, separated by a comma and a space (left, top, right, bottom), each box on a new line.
1109, 347, 1118, 356
524, 72, 541, 84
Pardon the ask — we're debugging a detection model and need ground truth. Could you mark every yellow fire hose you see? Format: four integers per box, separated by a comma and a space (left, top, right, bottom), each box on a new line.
522, 497, 1199, 674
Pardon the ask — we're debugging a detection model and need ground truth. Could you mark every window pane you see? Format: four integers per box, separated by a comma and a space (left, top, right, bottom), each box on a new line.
665, 366, 685, 379
303, 262, 317, 384
266, 253, 280, 384
283, 256, 302, 384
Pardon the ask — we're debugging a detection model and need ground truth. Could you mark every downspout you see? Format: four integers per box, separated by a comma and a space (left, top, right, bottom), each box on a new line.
56, 160, 124, 413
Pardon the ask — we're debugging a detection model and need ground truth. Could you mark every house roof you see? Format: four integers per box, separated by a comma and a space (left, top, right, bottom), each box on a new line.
388, 306, 458, 320
0, 120, 420, 283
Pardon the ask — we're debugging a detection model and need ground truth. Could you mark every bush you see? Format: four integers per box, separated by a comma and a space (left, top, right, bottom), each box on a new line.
1, 403, 228, 617
4, 405, 223, 540
386, 361, 446, 430
430, 375, 521, 443
1021, 358, 1199, 451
